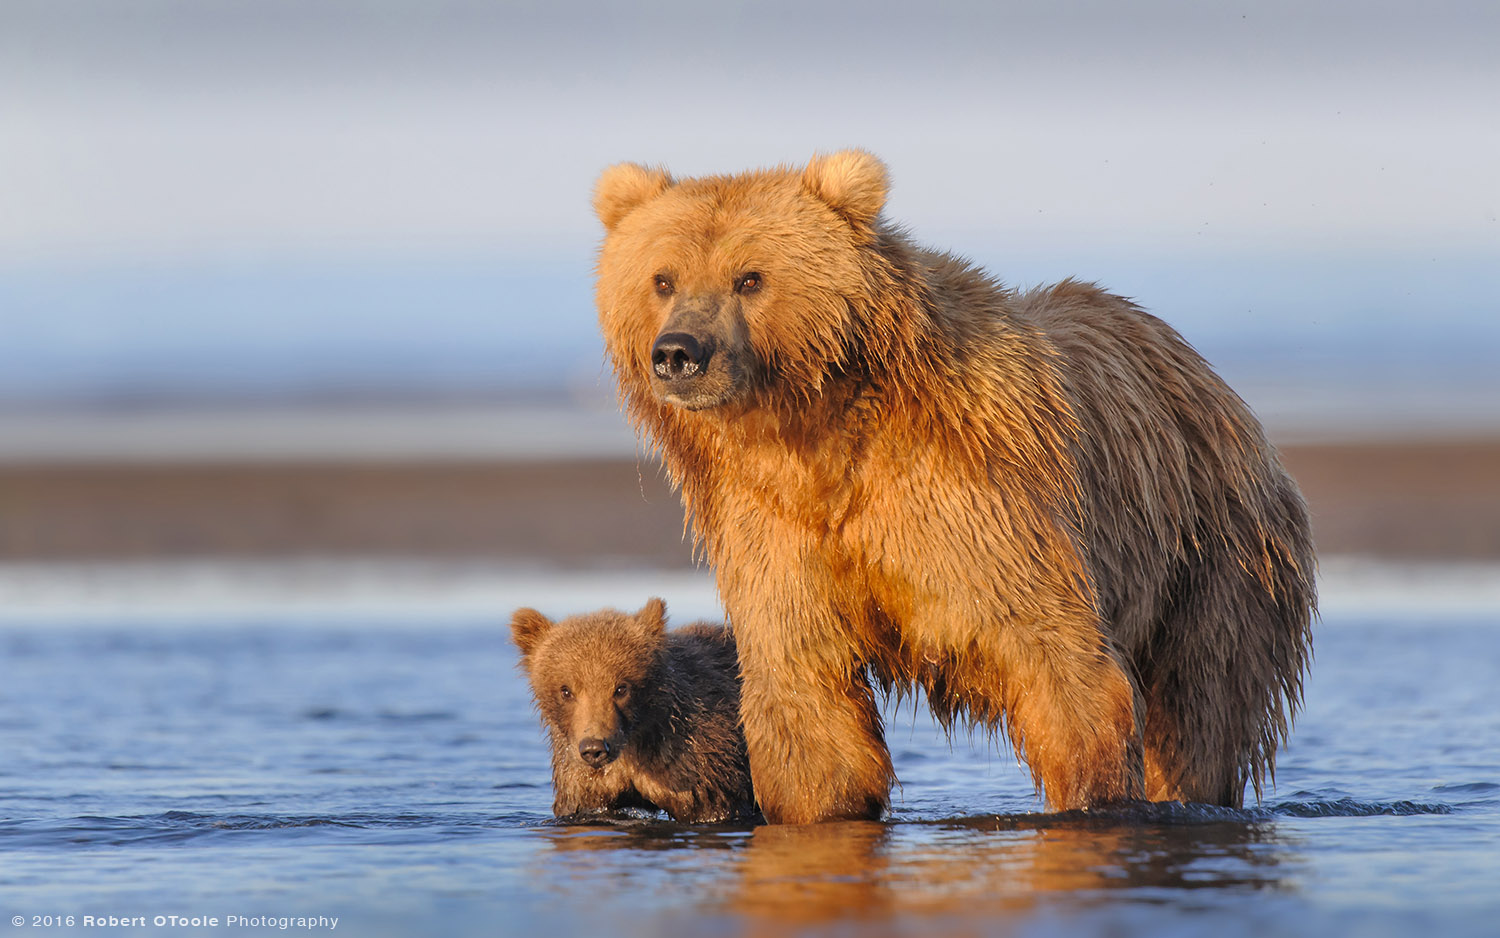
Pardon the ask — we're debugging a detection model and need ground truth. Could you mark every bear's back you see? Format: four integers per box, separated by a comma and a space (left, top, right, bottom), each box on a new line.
664, 622, 741, 707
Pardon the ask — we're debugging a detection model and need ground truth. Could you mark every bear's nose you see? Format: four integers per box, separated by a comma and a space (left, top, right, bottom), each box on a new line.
578, 737, 612, 767
651, 332, 711, 380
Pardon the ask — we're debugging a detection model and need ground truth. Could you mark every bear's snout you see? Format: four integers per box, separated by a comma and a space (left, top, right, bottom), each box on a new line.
577, 736, 613, 768
645, 295, 748, 410
651, 332, 713, 380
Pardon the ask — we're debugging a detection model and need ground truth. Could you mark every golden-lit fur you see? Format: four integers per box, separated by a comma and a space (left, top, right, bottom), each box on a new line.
510, 599, 757, 823
593, 151, 1316, 823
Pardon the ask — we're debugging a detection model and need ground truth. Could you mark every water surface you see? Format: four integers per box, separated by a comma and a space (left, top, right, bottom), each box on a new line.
1, 564, 1496, 937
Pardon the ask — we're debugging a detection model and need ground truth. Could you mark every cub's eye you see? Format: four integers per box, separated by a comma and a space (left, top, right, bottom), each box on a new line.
653, 275, 674, 296
736, 272, 763, 295
613, 684, 629, 700
559, 685, 573, 701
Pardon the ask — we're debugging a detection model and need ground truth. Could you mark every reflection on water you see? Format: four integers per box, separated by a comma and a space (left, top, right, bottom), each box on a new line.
539, 805, 1301, 929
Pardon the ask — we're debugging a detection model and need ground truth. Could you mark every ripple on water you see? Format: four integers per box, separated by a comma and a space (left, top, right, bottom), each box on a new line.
0, 811, 532, 850
1431, 781, 1500, 795
1268, 797, 1453, 818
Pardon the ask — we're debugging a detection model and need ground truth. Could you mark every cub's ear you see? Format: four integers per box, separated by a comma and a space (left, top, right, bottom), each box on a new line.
635, 597, 668, 638
593, 162, 673, 231
802, 149, 888, 228
509, 608, 554, 658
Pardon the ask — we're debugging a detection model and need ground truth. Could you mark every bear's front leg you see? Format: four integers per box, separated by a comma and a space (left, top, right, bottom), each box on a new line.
732, 609, 894, 824
1003, 639, 1145, 811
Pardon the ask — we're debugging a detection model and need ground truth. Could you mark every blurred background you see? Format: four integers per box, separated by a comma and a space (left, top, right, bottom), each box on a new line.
1, 0, 1497, 601
4, 9, 1497, 931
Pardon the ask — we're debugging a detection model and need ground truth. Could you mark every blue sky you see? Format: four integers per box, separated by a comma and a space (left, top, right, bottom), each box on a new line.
4, 0, 1495, 259
0, 0, 1495, 411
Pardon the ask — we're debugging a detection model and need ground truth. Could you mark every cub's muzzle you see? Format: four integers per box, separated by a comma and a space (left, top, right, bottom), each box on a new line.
577, 736, 613, 768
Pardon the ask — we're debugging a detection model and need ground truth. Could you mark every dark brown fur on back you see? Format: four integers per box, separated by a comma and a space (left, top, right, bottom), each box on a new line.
591, 151, 1316, 823
510, 598, 757, 823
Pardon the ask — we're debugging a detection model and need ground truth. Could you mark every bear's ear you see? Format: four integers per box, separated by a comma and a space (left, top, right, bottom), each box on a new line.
509, 607, 554, 658
593, 162, 673, 231
635, 597, 667, 638
802, 149, 888, 228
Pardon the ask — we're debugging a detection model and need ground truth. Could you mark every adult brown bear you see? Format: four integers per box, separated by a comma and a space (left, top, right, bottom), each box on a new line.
593, 151, 1316, 824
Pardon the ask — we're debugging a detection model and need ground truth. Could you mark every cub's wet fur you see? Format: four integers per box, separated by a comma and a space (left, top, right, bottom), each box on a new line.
510, 598, 757, 823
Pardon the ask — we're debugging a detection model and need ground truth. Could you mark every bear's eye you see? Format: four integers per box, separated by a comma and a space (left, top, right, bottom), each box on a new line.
736, 272, 763, 295
559, 685, 573, 701
613, 684, 629, 701
653, 274, 674, 297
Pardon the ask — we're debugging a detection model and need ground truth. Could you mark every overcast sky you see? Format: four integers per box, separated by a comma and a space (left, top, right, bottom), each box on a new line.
3, 0, 1496, 265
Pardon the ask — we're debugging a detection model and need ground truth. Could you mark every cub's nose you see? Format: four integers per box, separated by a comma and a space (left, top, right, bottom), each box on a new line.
578, 737, 612, 768
651, 332, 711, 380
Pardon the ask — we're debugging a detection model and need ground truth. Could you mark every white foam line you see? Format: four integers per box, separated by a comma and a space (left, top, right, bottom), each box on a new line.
1313, 556, 1500, 622
0, 559, 721, 628
0, 556, 1492, 629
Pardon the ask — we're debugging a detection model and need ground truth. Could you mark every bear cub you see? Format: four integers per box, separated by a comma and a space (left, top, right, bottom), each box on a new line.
509, 597, 757, 823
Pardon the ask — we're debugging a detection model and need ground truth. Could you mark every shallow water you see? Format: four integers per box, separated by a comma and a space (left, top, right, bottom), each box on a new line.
1, 563, 1497, 937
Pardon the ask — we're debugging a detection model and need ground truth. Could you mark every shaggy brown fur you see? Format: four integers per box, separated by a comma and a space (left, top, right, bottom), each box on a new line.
592, 151, 1316, 824
510, 598, 757, 823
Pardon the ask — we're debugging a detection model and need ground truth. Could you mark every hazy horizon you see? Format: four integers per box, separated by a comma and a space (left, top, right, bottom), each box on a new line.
2, 0, 1495, 428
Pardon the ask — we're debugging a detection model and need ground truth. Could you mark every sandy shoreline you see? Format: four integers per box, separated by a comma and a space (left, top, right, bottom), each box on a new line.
1277, 438, 1500, 560
1, 438, 1496, 564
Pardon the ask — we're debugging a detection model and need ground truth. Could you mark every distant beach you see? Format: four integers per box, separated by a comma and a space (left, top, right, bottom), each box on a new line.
0, 405, 1494, 564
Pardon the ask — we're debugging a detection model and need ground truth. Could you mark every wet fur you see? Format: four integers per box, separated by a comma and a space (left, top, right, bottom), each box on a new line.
592, 152, 1316, 823
510, 599, 757, 823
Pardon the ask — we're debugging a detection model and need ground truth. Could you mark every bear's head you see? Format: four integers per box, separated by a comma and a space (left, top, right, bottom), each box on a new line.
593, 151, 891, 412
510, 598, 669, 770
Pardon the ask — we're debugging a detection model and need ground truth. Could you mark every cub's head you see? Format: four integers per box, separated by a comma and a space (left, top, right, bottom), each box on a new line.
593, 150, 890, 411
509, 598, 669, 770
